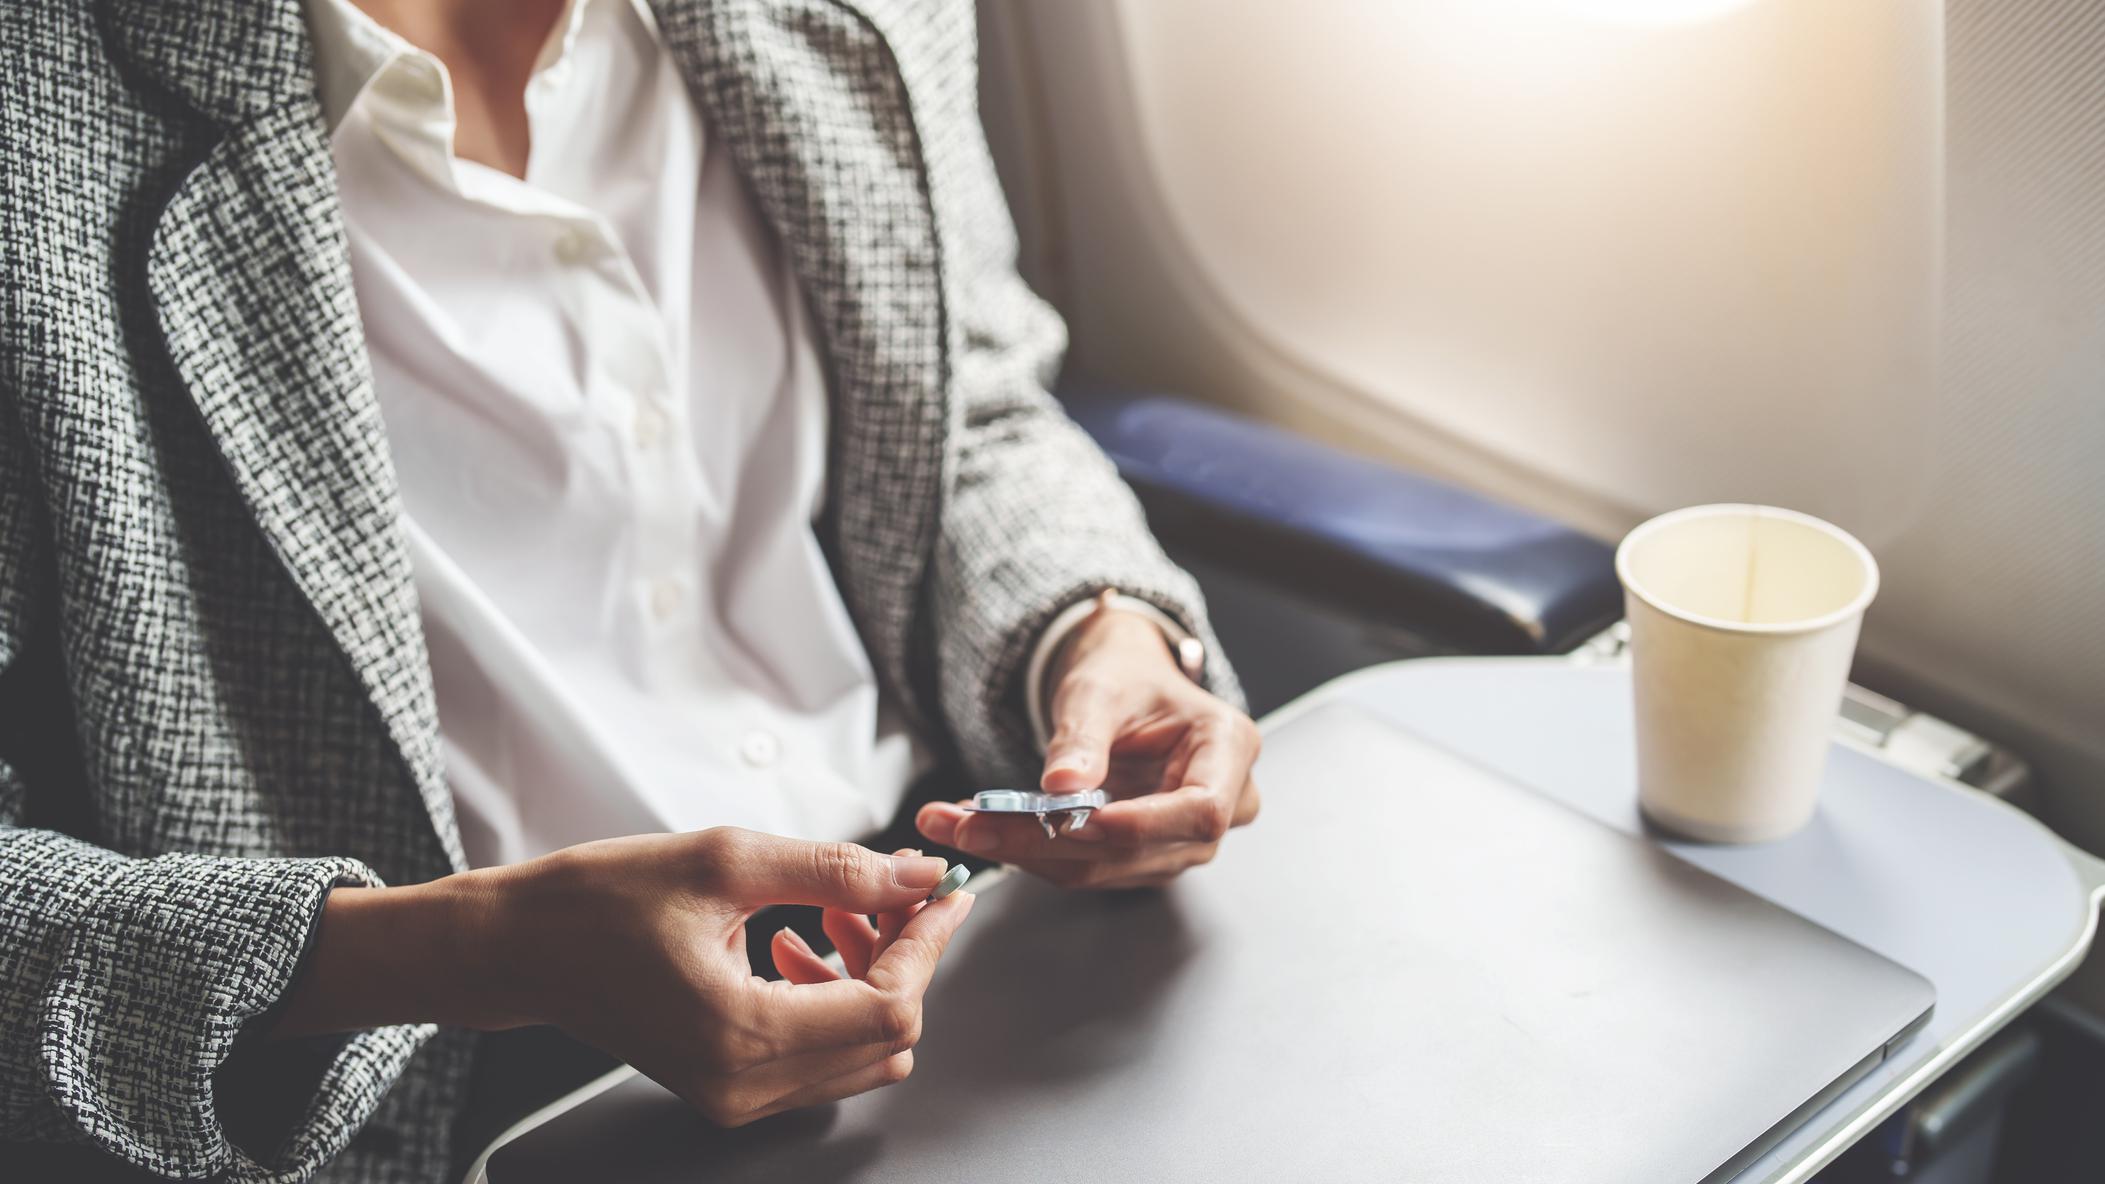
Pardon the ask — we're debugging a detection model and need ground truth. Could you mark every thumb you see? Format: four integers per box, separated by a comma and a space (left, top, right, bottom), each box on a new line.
1042, 680, 1120, 793
712, 830, 949, 911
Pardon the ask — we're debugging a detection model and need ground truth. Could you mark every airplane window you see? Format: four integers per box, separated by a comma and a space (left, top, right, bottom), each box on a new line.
1101, 0, 1939, 539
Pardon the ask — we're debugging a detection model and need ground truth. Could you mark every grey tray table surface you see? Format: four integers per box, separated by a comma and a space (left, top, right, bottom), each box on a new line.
1311, 659, 2105, 1181
467, 658, 2105, 1184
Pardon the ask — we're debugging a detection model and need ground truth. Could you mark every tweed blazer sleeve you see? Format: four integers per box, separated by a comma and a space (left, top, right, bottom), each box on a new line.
0, 420, 427, 1182
926, 90, 1244, 782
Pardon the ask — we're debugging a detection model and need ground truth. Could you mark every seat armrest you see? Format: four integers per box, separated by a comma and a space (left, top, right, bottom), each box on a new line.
1066, 391, 1622, 655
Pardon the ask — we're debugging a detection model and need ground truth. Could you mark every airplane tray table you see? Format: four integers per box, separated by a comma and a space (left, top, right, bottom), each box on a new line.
1316, 659, 2105, 1180
469, 658, 2105, 1184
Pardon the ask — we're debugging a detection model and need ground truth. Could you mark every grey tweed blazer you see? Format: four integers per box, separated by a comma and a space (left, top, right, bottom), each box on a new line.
0, 0, 1235, 1180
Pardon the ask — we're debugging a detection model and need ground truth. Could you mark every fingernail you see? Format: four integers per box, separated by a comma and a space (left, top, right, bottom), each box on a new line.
888, 854, 948, 890
1064, 820, 1107, 844
778, 927, 815, 956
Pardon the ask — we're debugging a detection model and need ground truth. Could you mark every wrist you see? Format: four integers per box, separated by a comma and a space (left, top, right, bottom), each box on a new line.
437, 864, 544, 1030
1052, 607, 1177, 685
273, 869, 529, 1036
1028, 589, 1202, 752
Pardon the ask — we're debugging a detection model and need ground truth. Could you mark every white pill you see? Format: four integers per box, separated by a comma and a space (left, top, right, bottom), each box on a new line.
927, 864, 972, 902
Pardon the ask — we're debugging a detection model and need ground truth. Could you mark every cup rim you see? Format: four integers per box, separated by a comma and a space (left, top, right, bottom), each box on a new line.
1614, 503, 1880, 636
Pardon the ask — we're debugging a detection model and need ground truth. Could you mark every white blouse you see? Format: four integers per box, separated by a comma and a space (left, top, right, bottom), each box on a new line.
308, 0, 939, 866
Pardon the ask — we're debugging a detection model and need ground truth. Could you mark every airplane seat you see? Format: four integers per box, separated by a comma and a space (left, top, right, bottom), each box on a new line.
1063, 387, 1623, 715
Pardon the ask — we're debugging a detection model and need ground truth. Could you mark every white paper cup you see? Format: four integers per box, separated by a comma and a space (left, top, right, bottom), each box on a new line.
1616, 504, 1879, 843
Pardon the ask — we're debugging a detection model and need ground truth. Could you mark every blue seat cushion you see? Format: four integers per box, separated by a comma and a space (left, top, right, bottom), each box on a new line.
1065, 391, 1622, 655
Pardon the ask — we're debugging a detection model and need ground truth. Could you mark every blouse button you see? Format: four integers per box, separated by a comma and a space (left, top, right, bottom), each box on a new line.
553, 228, 595, 265
634, 404, 668, 451
740, 730, 780, 769
648, 578, 682, 621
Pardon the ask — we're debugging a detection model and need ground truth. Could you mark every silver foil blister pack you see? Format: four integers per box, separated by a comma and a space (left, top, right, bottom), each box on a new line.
965, 789, 1109, 839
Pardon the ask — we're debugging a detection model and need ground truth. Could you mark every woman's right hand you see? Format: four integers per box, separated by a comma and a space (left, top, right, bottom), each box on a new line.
274, 828, 975, 1126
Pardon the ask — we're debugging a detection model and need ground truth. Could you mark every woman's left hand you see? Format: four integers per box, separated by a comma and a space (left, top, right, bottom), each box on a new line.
916, 608, 1260, 889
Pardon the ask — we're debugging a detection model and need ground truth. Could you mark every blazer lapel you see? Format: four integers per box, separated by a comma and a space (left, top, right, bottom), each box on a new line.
652, 0, 951, 705
106, 0, 464, 869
